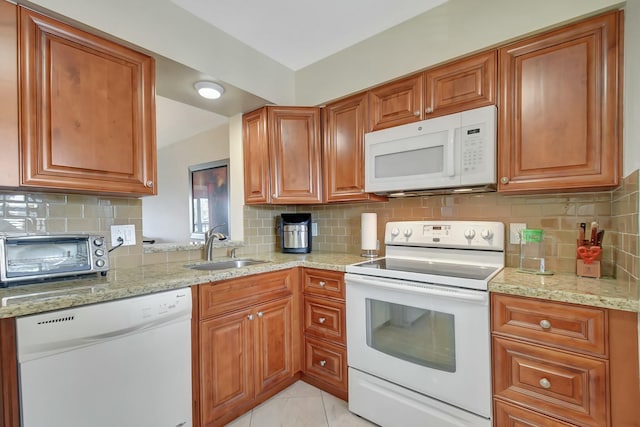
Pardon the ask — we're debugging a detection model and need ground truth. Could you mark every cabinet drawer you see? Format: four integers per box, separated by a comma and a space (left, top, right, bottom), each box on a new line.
494, 400, 576, 427
199, 269, 293, 319
304, 336, 347, 391
304, 296, 345, 344
303, 269, 344, 299
493, 337, 608, 427
492, 293, 606, 356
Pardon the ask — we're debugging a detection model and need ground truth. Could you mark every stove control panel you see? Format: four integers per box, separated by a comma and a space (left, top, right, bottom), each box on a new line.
385, 221, 504, 250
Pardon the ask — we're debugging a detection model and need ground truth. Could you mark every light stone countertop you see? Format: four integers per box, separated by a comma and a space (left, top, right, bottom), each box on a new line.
2, 255, 638, 319
0, 252, 366, 319
489, 267, 640, 312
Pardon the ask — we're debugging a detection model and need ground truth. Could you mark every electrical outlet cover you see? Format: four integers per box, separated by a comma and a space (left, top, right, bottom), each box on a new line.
509, 223, 526, 245
111, 224, 136, 246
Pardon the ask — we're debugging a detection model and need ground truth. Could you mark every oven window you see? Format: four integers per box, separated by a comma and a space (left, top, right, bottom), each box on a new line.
5, 238, 90, 277
365, 298, 456, 372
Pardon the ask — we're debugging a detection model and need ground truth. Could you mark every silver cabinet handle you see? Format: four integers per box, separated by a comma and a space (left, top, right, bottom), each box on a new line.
539, 319, 551, 329
257, 311, 263, 318
425, 107, 433, 114
413, 110, 420, 116
500, 176, 510, 184
539, 378, 551, 389
247, 314, 254, 320
319, 360, 327, 367
319, 281, 326, 287
318, 317, 326, 324
145, 180, 154, 188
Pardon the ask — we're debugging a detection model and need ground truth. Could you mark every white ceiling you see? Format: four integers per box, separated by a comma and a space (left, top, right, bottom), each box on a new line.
171, 0, 448, 71
157, 0, 448, 148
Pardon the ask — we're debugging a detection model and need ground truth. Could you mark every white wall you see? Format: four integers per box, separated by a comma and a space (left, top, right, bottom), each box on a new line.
142, 125, 230, 243
624, 0, 640, 177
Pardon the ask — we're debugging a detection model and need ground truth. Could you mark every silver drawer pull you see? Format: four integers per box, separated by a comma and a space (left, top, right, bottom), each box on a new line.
319, 360, 327, 367
319, 281, 326, 287
318, 317, 326, 324
257, 311, 263, 318
539, 378, 551, 389
247, 314, 254, 320
539, 319, 551, 329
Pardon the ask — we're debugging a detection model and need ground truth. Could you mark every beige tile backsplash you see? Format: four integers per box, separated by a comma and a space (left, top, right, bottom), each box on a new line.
0, 170, 637, 279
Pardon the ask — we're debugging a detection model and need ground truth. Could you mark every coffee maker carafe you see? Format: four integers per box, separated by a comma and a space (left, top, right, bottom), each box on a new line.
280, 213, 311, 253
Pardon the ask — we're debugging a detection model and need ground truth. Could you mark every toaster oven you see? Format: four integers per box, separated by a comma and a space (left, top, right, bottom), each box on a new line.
0, 234, 109, 286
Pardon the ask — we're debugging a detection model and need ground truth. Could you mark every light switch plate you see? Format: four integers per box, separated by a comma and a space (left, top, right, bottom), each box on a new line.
111, 224, 136, 246
509, 223, 526, 244
312, 222, 318, 237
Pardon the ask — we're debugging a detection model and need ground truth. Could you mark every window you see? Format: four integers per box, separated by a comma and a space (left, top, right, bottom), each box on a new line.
189, 159, 230, 239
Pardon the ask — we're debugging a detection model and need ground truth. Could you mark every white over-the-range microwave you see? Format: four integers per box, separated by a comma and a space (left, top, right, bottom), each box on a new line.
364, 105, 497, 196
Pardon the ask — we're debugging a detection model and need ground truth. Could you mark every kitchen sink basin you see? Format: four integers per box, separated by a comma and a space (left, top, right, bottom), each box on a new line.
186, 259, 268, 271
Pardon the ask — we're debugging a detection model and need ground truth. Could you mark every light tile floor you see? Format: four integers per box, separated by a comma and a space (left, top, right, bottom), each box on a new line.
225, 381, 378, 427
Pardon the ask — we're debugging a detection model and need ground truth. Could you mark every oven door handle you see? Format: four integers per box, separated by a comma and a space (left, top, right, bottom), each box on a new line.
346, 274, 488, 303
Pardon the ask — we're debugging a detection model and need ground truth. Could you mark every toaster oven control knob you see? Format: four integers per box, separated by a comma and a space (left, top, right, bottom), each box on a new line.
480, 229, 493, 240
95, 249, 105, 257
464, 229, 476, 240
94, 238, 104, 246
403, 229, 413, 238
95, 259, 106, 268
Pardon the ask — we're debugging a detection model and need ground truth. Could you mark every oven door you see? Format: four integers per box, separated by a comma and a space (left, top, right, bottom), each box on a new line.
345, 273, 491, 418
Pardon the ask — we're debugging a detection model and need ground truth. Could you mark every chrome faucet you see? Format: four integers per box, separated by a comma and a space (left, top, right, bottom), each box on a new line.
204, 224, 227, 261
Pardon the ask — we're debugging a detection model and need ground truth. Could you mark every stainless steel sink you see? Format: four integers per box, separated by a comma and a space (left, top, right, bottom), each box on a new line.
186, 259, 268, 271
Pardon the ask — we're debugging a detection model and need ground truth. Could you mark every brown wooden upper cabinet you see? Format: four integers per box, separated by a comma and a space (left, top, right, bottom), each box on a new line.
0, 1, 19, 190
243, 106, 322, 204
323, 92, 386, 203
498, 11, 622, 193
17, 7, 157, 196
368, 50, 497, 131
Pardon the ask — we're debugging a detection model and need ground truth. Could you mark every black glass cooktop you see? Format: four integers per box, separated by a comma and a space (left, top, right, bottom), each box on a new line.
353, 257, 497, 281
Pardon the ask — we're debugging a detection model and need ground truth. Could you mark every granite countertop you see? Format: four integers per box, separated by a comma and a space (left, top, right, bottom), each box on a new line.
490, 267, 640, 312
2, 255, 638, 319
0, 252, 366, 319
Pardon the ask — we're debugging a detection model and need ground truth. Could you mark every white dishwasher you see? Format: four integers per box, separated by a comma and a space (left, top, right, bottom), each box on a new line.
16, 288, 193, 427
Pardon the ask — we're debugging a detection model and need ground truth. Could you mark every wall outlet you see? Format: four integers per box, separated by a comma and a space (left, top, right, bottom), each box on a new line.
509, 223, 526, 244
311, 222, 318, 237
111, 224, 136, 246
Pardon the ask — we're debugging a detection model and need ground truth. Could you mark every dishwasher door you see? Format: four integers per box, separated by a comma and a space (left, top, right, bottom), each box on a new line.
16, 288, 192, 427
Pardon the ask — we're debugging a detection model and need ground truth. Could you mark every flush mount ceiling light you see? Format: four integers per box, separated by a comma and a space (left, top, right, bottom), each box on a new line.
194, 81, 225, 99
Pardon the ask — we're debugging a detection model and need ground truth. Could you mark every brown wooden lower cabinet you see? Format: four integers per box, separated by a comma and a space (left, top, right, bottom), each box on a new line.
194, 269, 300, 427
0, 318, 19, 427
491, 293, 640, 427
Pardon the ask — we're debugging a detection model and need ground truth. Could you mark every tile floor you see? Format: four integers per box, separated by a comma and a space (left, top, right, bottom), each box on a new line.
225, 381, 378, 427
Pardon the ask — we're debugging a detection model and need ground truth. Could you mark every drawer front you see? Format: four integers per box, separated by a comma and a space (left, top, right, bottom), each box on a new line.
303, 268, 344, 299
304, 296, 345, 344
493, 337, 608, 427
200, 269, 293, 319
304, 336, 347, 390
492, 293, 606, 356
494, 400, 576, 427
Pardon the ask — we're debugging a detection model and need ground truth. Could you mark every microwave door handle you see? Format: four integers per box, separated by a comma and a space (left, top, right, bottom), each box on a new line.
444, 127, 456, 177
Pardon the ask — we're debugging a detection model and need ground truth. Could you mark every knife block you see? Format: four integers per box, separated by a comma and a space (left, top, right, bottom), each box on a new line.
576, 243, 602, 278
576, 259, 601, 278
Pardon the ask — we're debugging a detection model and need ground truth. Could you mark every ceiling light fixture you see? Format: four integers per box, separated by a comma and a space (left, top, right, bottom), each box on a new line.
194, 81, 225, 99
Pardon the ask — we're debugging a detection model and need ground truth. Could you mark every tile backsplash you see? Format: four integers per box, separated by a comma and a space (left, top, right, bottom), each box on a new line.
1, 170, 637, 279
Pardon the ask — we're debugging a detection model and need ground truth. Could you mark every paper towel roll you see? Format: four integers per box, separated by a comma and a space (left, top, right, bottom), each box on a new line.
361, 213, 378, 251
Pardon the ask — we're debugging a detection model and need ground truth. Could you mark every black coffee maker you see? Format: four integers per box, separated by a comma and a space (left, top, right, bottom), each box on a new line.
280, 213, 312, 253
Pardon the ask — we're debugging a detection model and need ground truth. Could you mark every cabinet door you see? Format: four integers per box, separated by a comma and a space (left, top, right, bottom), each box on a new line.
498, 11, 621, 193
242, 108, 270, 204
424, 50, 496, 118
253, 297, 293, 396
323, 93, 386, 203
368, 73, 423, 131
0, 1, 18, 188
199, 310, 254, 426
268, 107, 322, 204
19, 9, 156, 196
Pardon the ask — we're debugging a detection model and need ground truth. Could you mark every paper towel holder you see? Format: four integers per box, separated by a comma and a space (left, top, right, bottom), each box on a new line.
361, 212, 379, 258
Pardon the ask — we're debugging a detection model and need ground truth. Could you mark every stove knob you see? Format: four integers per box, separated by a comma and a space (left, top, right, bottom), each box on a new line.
481, 229, 494, 240
391, 228, 400, 237
464, 228, 476, 240
403, 229, 413, 238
